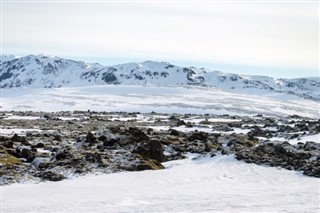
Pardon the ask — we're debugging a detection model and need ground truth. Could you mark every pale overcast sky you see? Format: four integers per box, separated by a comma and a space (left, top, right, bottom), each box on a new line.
1, 1, 319, 78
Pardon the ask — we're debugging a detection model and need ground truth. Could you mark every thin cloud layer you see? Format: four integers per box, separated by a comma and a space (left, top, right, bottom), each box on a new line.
2, 1, 319, 77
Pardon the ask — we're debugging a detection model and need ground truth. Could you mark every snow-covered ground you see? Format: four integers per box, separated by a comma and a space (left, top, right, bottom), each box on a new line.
1, 85, 319, 212
1, 85, 319, 118
2, 154, 319, 213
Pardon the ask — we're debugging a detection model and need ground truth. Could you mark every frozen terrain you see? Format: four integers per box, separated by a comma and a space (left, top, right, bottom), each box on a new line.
1, 55, 320, 213
1, 85, 319, 118
1, 55, 320, 100
2, 154, 319, 213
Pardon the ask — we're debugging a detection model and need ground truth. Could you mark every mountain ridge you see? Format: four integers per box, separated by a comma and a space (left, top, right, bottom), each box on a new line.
1, 54, 319, 100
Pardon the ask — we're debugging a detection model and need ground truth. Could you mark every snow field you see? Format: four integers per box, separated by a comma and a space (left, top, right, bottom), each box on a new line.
2, 154, 319, 213
1, 85, 319, 118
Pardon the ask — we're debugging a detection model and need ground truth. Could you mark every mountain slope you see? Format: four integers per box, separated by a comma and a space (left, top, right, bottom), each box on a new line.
1, 55, 319, 100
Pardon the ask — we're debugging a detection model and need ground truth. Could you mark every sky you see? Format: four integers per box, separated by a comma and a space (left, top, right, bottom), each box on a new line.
1, 0, 319, 78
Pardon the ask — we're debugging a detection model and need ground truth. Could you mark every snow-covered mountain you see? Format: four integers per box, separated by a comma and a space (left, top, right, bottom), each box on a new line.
1, 54, 319, 100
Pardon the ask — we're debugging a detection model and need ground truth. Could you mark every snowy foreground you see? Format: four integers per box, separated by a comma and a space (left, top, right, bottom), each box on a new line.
1, 85, 319, 117
2, 154, 319, 213
1, 85, 319, 213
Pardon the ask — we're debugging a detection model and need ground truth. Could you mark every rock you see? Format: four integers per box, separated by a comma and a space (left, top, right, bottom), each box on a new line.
2, 141, 13, 149
103, 138, 118, 147
43, 114, 51, 120
304, 141, 318, 151
53, 134, 62, 141
0, 147, 21, 166
248, 126, 273, 138
98, 135, 107, 142
188, 131, 208, 142
213, 124, 233, 132
20, 148, 35, 162
86, 131, 97, 145
278, 125, 294, 133
1, 111, 319, 183
234, 141, 320, 178
35, 142, 45, 148
128, 127, 149, 141
221, 149, 231, 155
176, 119, 186, 126
168, 129, 181, 136
36, 171, 65, 181
84, 151, 102, 163
109, 126, 122, 134
135, 159, 164, 170
133, 140, 166, 162
127, 155, 164, 171
55, 150, 68, 160
11, 134, 30, 145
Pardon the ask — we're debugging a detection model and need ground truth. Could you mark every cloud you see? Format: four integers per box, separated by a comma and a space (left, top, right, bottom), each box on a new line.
2, 1, 319, 76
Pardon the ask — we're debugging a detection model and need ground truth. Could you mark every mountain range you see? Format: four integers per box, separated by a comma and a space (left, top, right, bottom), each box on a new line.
1, 54, 319, 100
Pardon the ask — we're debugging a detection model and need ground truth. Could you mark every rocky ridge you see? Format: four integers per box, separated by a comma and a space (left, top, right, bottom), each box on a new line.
0, 111, 319, 185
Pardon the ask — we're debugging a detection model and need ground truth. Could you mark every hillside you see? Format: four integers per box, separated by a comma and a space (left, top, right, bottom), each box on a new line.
1, 55, 319, 100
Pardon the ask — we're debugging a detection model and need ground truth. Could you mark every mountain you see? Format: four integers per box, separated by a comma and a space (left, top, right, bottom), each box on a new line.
1, 54, 319, 100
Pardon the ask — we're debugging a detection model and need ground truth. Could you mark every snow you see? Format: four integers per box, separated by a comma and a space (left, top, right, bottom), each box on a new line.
1, 85, 319, 118
2, 154, 319, 213
0, 128, 42, 135
1, 55, 319, 212
258, 133, 320, 145
289, 133, 320, 145
1, 55, 320, 100
3, 115, 41, 120
172, 126, 213, 133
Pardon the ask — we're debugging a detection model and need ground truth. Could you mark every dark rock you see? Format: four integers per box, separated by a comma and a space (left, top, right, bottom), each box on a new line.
128, 127, 149, 141
84, 151, 102, 163
2, 141, 13, 149
188, 131, 208, 142
135, 159, 164, 171
103, 138, 118, 147
204, 141, 222, 152
36, 171, 65, 181
235, 141, 320, 178
109, 126, 122, 134
304, 141, 318, 151
43, 114, 51, 120
36, 142, 45, 148
86, 131, 97, 144
20, 148, 35, 162
53, 135, 62, 141
248, 126, 273, 138
168, 129, 180, 136
98, 135, 107, 142
213, 124, 233, 132
55, 151, 68, 160
133, 140, 166, 162
176, 119, 186, 126
11, 134, 30, 145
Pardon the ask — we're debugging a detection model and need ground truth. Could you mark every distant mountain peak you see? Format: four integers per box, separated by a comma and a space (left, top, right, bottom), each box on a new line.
1, 54, 319, 100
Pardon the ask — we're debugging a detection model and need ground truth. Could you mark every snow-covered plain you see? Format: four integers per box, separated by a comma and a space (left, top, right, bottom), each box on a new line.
1, 85, 319, 212
2, 154, 319, 213
1, 85, 319, 118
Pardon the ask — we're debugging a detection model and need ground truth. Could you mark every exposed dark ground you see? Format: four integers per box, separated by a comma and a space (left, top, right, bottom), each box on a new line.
0, 111, 319, 185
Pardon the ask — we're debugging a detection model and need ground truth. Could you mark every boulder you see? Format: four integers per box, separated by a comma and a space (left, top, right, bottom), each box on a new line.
11, 134, 30, 145
133, 140, 166, 162
128, 127, 149, 141
36, 171, 65, 181
86, 131, 97, 145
